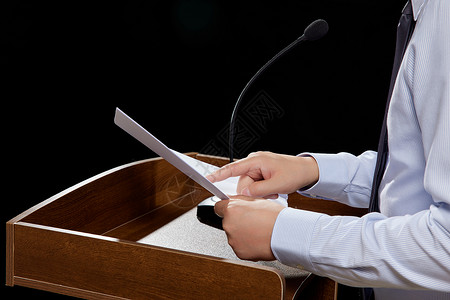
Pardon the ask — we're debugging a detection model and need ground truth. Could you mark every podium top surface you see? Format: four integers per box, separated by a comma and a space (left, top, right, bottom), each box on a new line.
136, 207, 306, 279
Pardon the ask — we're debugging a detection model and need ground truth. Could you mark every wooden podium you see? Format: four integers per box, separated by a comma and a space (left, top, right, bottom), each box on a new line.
6, 153, 366, 299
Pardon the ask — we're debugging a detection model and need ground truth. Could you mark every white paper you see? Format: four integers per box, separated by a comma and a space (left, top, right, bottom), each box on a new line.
114, 108, 288, 206
170, 149, 239, 196
114, 108, 229, 199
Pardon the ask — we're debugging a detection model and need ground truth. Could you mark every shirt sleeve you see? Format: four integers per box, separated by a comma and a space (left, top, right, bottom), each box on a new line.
271, 205, 450, 291
271, 30, 450, 293
272, 0, 450, 292
299, 151, 377, 208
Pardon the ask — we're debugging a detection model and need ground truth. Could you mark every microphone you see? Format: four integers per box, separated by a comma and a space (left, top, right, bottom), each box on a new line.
228, 19, 329, 162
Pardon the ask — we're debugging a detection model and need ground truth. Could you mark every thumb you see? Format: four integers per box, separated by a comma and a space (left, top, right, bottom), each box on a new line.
242, 177, 284, 198
214, 199, 230, 218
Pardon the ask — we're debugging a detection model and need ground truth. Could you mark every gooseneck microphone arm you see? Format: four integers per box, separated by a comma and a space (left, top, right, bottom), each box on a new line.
228, 19, 329, 162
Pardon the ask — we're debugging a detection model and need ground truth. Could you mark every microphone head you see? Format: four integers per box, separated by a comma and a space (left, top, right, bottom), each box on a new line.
304, 19, 329, 41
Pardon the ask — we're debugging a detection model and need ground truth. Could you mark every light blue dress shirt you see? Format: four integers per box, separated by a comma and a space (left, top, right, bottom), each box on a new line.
270, 0, 450, 299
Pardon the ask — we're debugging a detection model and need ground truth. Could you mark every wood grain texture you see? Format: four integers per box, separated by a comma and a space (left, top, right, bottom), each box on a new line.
14, 222, 285, 299
6, 221, 14, 286
14, 277, 127, 300
18, 154, 207, 235
7, 153, 368, 299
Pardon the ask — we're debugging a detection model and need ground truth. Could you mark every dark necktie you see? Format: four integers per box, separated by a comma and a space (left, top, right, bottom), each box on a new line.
368, 1, 416, 213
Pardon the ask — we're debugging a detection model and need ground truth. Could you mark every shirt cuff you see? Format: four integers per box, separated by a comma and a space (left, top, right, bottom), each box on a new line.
271, 207, 324, 271
298, 153, 350, 200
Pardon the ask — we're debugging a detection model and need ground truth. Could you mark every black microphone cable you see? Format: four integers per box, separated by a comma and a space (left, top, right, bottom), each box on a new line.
228, 19, 329, 162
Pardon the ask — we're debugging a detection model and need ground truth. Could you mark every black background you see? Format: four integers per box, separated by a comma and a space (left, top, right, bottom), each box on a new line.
2, 0, 404, 298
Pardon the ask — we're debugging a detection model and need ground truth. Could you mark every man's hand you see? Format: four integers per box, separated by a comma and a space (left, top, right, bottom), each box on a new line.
214, 196, 285, 261
207, 151, 319, 198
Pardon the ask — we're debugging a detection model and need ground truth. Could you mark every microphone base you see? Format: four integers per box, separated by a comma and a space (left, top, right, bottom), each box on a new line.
196, 196, 223, 230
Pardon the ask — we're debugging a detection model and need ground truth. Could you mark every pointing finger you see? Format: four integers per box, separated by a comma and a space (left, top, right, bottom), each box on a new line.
207, 158, 259, 183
